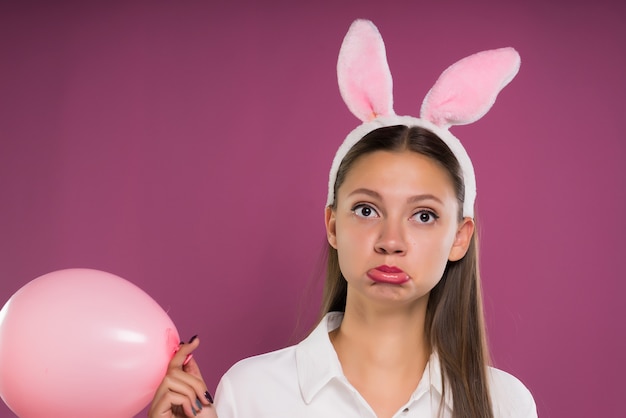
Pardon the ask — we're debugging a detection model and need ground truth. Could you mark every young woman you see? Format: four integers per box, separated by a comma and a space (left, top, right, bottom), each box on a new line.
148, 20, 537, 418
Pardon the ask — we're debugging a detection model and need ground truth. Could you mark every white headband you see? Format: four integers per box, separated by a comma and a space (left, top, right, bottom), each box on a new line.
327, 20, 521, 218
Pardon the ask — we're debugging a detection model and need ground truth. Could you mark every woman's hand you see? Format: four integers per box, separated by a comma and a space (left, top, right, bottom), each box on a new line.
148, 336, 216, 418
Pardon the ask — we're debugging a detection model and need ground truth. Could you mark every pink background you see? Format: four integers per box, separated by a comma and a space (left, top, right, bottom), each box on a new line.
1, 1, 624, 417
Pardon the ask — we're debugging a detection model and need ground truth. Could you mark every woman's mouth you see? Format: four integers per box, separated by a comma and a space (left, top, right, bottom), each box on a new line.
367, 265, 410, 284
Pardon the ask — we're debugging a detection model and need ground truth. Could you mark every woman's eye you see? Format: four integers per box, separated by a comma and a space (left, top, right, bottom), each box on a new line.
353, 204, 379, 218
413, 210, 439, 224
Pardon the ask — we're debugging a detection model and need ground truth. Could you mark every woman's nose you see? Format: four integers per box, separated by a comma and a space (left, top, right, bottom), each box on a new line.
374, 220, 407, 255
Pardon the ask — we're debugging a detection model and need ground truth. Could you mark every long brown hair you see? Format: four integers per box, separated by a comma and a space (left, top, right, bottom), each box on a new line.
319, 125, 493, 418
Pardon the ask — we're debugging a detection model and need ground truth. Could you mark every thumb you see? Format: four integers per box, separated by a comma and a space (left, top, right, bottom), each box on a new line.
183, 355, 204, 380
179, 336, 205, 380
170, 335, 201, 370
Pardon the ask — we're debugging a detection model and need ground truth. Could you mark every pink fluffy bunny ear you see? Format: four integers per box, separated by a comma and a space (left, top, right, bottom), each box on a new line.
420, 48, 521, 128
337, 19, 394, 122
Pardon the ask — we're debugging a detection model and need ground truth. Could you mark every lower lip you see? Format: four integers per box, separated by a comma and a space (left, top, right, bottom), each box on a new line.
367, 267, 410, 284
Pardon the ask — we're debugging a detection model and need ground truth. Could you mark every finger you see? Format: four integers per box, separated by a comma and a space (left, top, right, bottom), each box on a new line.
177, 336, 213, 405
168, 366, 212, 408
149, 387, 199, 418
161, 336, 212, 408
182, 355, 202, 378
152, 370, 207, 416
170, 335, 201, 369
182, 357, 213, 405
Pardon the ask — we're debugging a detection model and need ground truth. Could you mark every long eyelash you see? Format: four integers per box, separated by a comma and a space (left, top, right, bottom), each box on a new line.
351, 203, 371, 211
427, 210, 440, 219
415, 209, 439, 219
352, 203, 378, 216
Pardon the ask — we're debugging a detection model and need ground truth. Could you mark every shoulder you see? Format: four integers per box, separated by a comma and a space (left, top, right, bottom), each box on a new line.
214, 345, 302, 417
221, 344, 298, 382
487, 366, 537, 418
216, 345, 299, 399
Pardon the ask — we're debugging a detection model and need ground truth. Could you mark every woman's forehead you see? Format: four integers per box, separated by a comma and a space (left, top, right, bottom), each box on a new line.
338, 150, 458, 200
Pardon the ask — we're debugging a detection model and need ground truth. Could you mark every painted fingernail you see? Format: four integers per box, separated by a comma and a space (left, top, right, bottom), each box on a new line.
183, 353, 193, 366
188, 334, 198, 343
195, 398, 203, 410
192, 406, 197, 416
205, 390, 214, 404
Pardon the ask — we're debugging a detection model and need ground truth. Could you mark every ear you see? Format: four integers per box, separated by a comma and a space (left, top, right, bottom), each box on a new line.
448, 217, 475, 261
337, 19, 394, 122
325, 206, 338, 249
420, 47, 520, 128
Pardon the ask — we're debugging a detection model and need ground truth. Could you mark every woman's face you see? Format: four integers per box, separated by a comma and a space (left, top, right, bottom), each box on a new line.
325, 149, 474, 309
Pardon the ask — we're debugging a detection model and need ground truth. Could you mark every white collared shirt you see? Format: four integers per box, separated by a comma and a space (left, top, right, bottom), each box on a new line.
214, 312, 537, 418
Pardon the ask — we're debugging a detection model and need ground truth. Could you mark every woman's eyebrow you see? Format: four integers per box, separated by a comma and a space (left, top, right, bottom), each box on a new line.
347, 188, 444, 206
346, 188, 382, 200
407, 194, 444, 205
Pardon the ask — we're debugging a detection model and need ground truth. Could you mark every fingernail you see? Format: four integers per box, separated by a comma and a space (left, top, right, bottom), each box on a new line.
192, 406, 197, 416
195, 398, 203, 410
204, 390, 214, 404
183, 353, 193, 366
188, 334, 198, 344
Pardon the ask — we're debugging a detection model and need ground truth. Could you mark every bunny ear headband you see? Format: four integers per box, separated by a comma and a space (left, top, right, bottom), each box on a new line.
327, 19, 521, 218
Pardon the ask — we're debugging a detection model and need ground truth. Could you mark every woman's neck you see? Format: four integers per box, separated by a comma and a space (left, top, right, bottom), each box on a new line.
329, 299, 431, 418
331, 301, 430, 370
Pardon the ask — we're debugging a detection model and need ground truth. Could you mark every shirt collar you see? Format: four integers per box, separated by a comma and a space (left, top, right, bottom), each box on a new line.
295, 312, 345, 404
295, 312, 454, 410
418, 350, 454, 410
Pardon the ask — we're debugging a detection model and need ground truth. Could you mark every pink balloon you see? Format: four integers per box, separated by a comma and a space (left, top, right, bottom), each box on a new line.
0, 269, 180, 418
